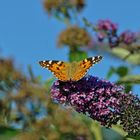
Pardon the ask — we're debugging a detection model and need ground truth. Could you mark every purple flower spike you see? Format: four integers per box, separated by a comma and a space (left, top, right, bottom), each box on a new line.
119, 93, 140, 136
51, 76, 123, 127
51, 76, 140, 136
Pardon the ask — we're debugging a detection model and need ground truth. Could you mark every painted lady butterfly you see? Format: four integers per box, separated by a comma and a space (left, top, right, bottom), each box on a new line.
39, 56, 102, 81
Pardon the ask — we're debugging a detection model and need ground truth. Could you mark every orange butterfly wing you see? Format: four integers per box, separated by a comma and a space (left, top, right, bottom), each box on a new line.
71, 56, 102, 81
39, 60, 69, 81
39, 56, 102, 82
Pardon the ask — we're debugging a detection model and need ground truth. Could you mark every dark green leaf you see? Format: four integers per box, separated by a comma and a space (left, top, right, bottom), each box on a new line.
116, 66, 128, 77
125, 85, 132, 93
0, 126, 19, 140
125, 135, 140, 140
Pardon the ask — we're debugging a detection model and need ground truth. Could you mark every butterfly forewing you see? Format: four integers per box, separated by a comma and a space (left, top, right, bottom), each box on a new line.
71, 56, 102, 81
39, 60, 69, 81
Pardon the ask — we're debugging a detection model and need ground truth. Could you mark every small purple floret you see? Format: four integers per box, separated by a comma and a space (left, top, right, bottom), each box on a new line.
97, 19, 118, 33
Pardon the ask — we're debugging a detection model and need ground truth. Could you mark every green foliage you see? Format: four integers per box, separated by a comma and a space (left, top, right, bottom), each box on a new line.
107, 65, 140, 92
107, 66, 129, 78
118, 75, 140, 84
107, 66, 133, 92
126, 135, 140, 140
0, 126, 19, 140
69, 49, 88, 62
112, 48, 140, 65
102, 127, 124, 140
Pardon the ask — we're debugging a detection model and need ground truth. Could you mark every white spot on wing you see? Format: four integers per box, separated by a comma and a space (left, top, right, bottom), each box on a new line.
49, 60, 52, 64
57, 61, 62, 64
84, 59, 87, 62
92, 57, 95, 60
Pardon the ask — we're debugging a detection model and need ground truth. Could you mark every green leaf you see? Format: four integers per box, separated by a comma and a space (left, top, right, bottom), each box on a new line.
90, 121, 103, 140
102, 127, 125, 140
116, 66, 128, 77
117, 75, 140, 84
106, 67, 116, 79
112, 48, 140, 65
125, 85, 132, 93
0, 126, 19, 140
107, 66, 128, 79
125, 135, 140, 140
112, 125, 127, 138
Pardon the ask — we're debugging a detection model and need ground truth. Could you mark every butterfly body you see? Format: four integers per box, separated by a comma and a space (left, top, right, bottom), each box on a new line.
39, 56, 102, 81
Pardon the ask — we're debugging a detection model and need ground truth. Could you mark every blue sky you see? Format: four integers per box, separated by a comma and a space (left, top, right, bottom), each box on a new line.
0, 0, 140, 93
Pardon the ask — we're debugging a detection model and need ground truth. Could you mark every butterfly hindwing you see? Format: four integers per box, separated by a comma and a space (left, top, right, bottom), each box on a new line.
71, 56, 102, 81
39, 60, 69, 81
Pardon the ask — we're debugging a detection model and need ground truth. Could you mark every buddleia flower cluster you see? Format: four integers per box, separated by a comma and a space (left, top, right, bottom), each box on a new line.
51, 75, 140, 136
58, 26, 91, 48
96, 19, 138, 48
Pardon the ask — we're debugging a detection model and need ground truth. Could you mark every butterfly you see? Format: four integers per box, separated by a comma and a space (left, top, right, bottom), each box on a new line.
39, 56, 102, 81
